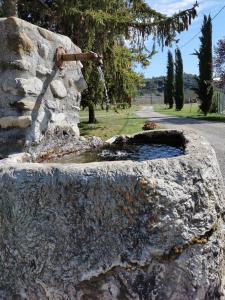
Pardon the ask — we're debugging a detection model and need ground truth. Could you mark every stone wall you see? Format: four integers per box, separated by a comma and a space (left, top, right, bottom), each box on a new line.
0, 17, 87, 154
0, 130, 225, 299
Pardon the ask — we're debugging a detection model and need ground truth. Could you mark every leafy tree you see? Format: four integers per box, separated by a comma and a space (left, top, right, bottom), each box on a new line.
214, 38, 225, 87
164, 50, 174, 108
1, 0, 199, 122
175, 48, 184, 110
193, 15, 213, 116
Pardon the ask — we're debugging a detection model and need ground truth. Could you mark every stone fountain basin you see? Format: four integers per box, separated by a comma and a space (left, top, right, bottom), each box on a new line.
0, 129, 225, 299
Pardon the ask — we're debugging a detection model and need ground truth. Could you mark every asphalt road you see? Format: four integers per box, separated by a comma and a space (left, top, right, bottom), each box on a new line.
136, 106, 225, 181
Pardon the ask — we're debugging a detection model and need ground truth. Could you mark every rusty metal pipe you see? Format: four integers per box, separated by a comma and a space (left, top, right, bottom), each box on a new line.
62, 52, 95, 62
56, 47, 103, 69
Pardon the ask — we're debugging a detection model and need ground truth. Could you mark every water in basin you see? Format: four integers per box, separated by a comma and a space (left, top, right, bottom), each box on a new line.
45, 143, 184, 164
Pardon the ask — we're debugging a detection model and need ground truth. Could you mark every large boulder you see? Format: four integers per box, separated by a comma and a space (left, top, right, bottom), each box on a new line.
0, 129, 225, 299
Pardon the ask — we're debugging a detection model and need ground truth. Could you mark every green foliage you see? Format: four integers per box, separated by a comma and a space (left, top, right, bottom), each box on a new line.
209, 91, 222, 113
175, 48, 184, 110
155, 103, 225, 122
164, 50, 174, 108
193, 15, 213, 116
3, 0, 199, 123
105, 45, 144, 106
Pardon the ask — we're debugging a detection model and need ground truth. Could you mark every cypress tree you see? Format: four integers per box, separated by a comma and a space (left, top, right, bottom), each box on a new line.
175, 48, 184, 110
165, 50, 174, 109
164, 85, 168, 106
193, 15, 213, 116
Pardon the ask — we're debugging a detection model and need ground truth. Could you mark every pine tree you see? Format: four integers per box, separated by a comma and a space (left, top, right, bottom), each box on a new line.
175, 48, 184, 110
165, 51, 174, 109
193, 15, 213, 116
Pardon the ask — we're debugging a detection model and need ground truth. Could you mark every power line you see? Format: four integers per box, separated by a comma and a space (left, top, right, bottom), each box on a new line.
212, 4, 225, 20
180, 31, 200, 48
180, 4, 225, 49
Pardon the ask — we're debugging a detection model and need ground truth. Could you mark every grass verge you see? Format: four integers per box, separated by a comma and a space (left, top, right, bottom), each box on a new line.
154, 104, 225, 122
79, 106, 148, 140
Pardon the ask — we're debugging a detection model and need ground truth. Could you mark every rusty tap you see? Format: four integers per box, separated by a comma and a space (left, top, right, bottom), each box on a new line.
56, 47, 103, 70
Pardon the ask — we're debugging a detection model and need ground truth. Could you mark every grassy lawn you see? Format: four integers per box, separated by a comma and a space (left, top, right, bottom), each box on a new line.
154, 103, 225, 122
79, 106, 148, 140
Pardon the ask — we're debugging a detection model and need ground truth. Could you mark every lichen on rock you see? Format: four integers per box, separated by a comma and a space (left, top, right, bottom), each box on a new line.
0, 130, 225, 299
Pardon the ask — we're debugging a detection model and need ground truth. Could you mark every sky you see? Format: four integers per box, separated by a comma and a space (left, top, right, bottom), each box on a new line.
135, 0, 225, 78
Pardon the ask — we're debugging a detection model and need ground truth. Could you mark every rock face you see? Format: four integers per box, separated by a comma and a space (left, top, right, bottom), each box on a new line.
0, 130, 225, 299
0, 17, 87, 153
50, 79, 67, 98
0, 115, 31, 128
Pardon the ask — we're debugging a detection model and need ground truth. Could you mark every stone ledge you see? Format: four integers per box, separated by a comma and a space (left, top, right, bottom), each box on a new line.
0, 116, 31, 129
0, 130, 224, 299
14, 99, 36, 111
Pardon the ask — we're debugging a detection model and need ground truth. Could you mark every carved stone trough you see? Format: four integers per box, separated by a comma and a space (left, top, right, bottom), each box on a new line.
0, 129, 224, 299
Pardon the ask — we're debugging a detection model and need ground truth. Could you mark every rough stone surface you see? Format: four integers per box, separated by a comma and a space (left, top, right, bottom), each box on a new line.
0, 17, 87, 155
10, 58, 32, 71
1, 152, 31, 163
38, 43, 49, 59
14, 98, 36, 111
0, 130, 225, 299
29, 133, 104, 162
2, 78, 18, 95
7, 31, 34, 55
0, 115, 31, 128
16, 77, 43, 96
50, 79, 67, 98
36, 64, 52, 76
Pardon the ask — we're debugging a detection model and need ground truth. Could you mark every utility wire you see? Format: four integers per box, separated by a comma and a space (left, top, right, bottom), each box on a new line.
180, 4, 225, 49
212, 4, 225, 20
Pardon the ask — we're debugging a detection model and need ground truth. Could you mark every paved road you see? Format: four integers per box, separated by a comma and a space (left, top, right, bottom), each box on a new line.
136, 106, 225, 181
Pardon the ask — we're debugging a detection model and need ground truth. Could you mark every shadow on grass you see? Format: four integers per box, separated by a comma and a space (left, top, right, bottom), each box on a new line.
79, 121, 104, 136
192, 116, 225, 122
127, 117, 149, 120
156, 108, 225, 123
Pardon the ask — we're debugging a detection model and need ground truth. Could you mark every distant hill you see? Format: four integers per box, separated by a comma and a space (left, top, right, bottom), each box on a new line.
138, 73, 198, 102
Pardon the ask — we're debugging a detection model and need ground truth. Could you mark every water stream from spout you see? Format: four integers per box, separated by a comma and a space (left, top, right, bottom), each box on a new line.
97, 66, 110, 111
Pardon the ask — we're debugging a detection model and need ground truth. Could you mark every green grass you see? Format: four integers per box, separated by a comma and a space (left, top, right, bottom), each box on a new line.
154, 103, 225, 122
79, 106, 148, 140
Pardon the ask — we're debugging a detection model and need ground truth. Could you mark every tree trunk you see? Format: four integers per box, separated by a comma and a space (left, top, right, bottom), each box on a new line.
88, 102, 97, 123
2, 0, 18, 17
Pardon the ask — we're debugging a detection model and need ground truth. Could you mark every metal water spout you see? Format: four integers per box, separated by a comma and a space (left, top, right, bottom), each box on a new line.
56, 46, 103, 70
